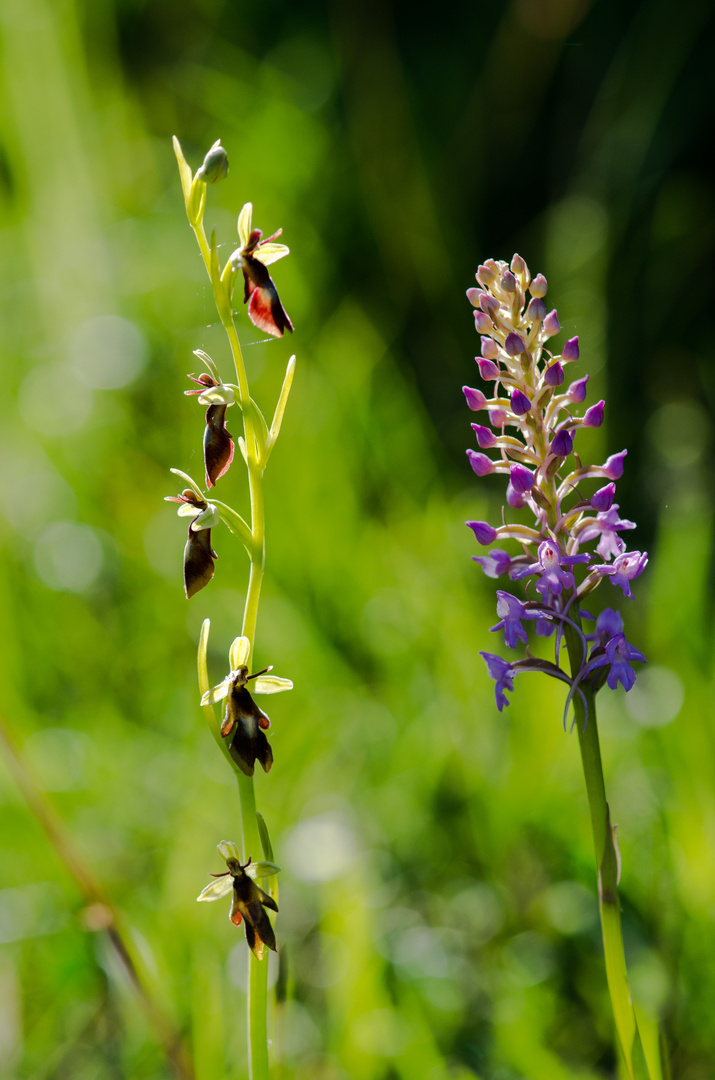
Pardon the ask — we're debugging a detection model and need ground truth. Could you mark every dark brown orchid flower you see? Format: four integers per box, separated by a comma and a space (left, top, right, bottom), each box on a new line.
197, 842, 279, 961
186, 372, 235, 488
235, 202, 293, 338
201, 635, 293, 776
165, 487, 218, 598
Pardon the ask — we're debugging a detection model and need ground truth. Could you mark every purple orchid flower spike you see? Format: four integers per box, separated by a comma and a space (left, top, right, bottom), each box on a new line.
462, 255, 653, 1075
459, 255, 647, 718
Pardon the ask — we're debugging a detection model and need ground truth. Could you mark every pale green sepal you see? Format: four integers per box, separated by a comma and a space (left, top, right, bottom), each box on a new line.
253, 243, 290, 266
197, 618, 211, 698
172, 136, 193, 205
188, 176, 206, 227
246, 861, 281, 881
177, 503, 200, 518
263, 355, 296, 465
200, 678, 231, 706
197, 619, 237, 773
197, 384, 236, 406
211, 500, 253, 554
170, 468, 204, 500
191, 503, 220, 531
217, 839, 242, 861
192, 349, 221, 384
197, 876, 234, 902
256, 812, 275, 862
229, 635, 251, 671
237, 202, 252, 247
252, 675, 293, 695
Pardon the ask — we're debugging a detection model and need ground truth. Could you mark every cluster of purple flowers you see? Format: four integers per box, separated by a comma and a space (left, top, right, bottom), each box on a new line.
463, 256, 646, 720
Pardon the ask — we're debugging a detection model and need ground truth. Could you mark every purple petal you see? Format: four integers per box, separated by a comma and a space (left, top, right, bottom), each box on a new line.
467, 449, 494, 476
463, 386, 487, 411
466, 520, 498, 544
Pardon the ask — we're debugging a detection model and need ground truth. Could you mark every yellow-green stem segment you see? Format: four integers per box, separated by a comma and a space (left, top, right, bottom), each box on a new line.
564, 623, 652, 1080
190, 195, 271, 1080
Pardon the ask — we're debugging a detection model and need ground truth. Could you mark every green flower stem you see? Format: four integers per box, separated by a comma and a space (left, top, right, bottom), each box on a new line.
189, 200, 272, 1080
564, 625, 651, 1080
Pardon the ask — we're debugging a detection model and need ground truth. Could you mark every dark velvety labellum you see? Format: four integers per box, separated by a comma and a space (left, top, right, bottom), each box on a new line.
242, 256, 294, 338
225, 686, 274, 775
204, 404, 235, 487
183, 523, 216, 598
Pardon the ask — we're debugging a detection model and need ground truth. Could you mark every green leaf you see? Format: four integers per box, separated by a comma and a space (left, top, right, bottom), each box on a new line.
263, 354, 296, 466
211, 500, 254, 556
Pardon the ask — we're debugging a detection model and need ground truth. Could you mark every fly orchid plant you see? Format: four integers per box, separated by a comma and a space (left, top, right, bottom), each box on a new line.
169, 138, 295, 1080
463, 256, 658, 1079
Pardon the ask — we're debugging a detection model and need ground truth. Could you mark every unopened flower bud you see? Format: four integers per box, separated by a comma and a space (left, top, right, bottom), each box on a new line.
480, 293, 499, 317
471, 423, 497, 448
544, 362, 564, 386
591, 483, 615, 512
467, 287, 482, 308
584, 400, 604, 428
543, 310, 561, 337
463, 386, 487, 411
511, 389, 531, 415
480, 337, 499, 360
602, 450, 627, 480
196, 140, 229, 184
510, 254, 530, 283
476, 264, 496, 288
504, 332, 525, 356
501, 271, 517, 293
477, 358, 500, 380
567, 376, 589, 403
506, 481, 527, 508
510, 463, 534, 493
551, 429, 573, 457
467, 450, 495, 476
466, 520, 498, 544
490, 408, 509, 428
562, 336, 580, 361
526, 297, 546, 322
529, 274, 547, 298
474, 310, 492, 334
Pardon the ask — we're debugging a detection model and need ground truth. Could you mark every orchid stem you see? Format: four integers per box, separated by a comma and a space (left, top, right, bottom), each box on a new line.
564, 625, 651, 1080
191, 198, 271, 1080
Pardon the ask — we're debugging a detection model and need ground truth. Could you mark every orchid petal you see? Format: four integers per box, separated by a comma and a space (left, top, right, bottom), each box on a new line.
253, 243, 290, 266
245, 861, 281, 880
237, 202, 253, 248
197, 876, 234, 902
251, 675, 293, 694
229, 635, 251, 671
200, 677, 231, 706
217, 840, 242, 861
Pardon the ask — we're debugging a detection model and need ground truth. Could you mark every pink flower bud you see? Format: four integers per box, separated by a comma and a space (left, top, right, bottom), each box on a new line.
466, 287, 482, 308
471, 423, 497, 448
480, 336, 499, 360
510, 463, 534, 493
544, 362, 564, 387
505, 332, 525, 356
467, 450, 495, 476
463, 386, 487, 411
474, 310, 492, 334
567, 376, 589, 403
543, 310, 561, 337
477, 358, 500, 380
584, 400, 604, 428
562, 336, 579, 361
529, 273, 547, 298
591, 483, 615, 512
511, 389, 531, 415
602, 450, 627, 480
466, 520, 498, 544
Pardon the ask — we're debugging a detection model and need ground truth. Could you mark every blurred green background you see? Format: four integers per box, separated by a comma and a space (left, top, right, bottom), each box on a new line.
1, 1, 714, 1077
